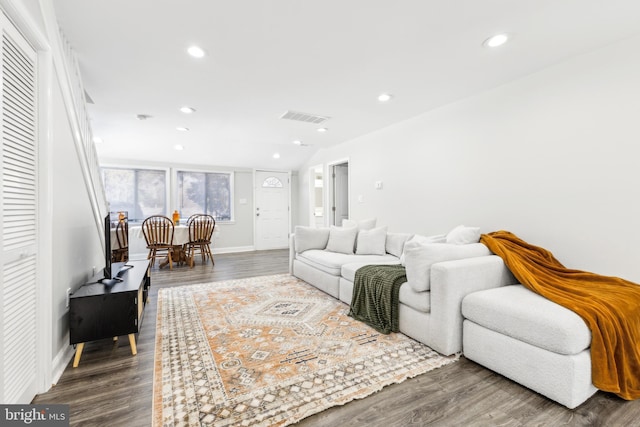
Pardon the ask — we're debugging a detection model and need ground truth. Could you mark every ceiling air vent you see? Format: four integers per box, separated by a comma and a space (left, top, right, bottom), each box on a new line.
280, 110, 329, 124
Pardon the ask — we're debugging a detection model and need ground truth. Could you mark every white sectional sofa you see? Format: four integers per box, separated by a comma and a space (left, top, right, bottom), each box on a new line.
290, 221, 602, 409
462, 283, 598, 408
289, 223, 517, 356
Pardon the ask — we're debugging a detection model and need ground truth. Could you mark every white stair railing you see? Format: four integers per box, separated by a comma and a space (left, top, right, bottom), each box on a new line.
40, 2, 109, 247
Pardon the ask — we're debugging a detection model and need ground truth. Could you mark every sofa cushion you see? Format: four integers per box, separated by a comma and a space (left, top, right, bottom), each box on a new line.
341, 261, 402, 282
399, 234, 447, 264
462, 285, 591, 355
294, 226, 330, 253
298, 251, 398, 276
356, 226, 387, 255
404, 242, 491, 292
399, 286, 431, 313
340, 263, 430, 313
385, 232, 413, 258
446, 225, 481, 245
325, 225, 358, 254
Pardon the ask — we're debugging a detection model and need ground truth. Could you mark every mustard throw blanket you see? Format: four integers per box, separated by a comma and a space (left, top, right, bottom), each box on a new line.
481, 231, 640, 400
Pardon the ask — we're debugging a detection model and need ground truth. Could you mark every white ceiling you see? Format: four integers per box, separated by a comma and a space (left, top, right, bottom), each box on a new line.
52, 0, 640, 171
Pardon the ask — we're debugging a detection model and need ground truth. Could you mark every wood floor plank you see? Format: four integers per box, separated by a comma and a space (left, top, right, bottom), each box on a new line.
33, 249, 640, 426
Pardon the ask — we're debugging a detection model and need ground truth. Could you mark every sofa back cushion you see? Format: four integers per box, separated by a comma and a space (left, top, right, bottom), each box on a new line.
325, 225, 359, 254
446, 225, 481, 244
294, 226, 330, 253
399, 234, 447, 264
355, 226, 388, 255
404, 242, 491, 292
385, 232, 413, 258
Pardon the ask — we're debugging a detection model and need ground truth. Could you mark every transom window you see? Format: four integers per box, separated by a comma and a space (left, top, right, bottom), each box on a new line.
262, 176, 283, 188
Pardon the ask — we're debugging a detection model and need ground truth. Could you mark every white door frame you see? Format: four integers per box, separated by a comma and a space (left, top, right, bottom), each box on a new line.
326, 158, 350, 226
253, 169, 291, 250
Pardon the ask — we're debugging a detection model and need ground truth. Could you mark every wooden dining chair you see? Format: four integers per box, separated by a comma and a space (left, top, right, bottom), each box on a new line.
184, 214, 216, 268
142, 215, 175, 269
186, 213, 203, 225
112, 219, 128, 262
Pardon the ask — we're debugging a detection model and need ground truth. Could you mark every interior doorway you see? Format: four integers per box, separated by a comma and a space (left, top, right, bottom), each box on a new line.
254, 170, 290, 250
328, 161, 349, 226
309, 165, 324, 227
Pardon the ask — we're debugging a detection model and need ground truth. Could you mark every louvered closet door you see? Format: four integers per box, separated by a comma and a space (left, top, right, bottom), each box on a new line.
0, 12, 39, 404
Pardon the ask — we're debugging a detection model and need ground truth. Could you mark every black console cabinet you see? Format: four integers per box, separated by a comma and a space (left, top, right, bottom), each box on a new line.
69, 259, 150, 367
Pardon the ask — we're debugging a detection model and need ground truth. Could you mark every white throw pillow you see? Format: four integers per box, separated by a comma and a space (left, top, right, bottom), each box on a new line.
325, 225, 358, 254
403, 242, 491, 292
399, 234, 447, 265
446, 225, 481, 245
294, 226, 330, 253
385, 232, 413, 258
342, 218, 376, 231
355, 226, 388, 255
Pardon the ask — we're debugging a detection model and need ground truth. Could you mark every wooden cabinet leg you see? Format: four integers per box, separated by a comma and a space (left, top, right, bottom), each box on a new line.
73, 343, 85, 368
128, 334, 137, 355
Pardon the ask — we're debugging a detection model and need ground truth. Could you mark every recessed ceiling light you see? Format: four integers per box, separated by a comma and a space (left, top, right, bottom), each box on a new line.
483, 33, 509, 48
176, 127, 190, 132
174, 144, 184, 151
378, 93, 393, 102
92, 137, 103, 144
273, 153, 281, 159
187, 45, 205, 58
180, 106, 196, 114
317, 128, 328, 133
292, 140, 302, 145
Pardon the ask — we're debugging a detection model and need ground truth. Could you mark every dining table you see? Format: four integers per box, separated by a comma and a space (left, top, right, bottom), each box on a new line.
133, 224, 192, 268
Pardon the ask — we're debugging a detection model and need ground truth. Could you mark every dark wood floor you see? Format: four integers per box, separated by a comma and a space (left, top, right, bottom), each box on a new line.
34, 249, 640, 426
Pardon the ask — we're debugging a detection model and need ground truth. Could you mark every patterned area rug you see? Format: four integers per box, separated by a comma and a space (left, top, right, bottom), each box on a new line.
153, 274, 458, 426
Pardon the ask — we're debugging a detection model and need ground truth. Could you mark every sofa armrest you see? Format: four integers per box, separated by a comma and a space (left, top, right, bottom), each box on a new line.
427, 255, 517, 355
289, 233, 296, 274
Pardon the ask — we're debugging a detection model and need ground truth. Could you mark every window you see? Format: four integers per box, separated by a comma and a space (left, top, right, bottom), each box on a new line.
102, 167, 167, 222
176, 171, 233, 221
262, 176, 283, 188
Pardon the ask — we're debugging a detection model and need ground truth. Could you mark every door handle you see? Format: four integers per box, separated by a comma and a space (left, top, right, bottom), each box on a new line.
256, 213, 260, 217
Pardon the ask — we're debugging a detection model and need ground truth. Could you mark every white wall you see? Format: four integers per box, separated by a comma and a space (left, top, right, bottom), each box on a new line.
299, 35, 640, 283
100, 159, 257, 251
290, 171, 299, 232
216, 170, 254, 250
100, 159, 300, 253
50, 69, 105, 368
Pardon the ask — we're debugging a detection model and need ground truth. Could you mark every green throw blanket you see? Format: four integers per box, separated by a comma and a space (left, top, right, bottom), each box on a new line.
349, 264, 407, 334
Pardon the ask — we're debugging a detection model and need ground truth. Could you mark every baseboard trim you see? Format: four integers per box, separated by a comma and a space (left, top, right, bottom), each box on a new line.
130, 246, 258, 261
213, 246, 256, 254
51, 336, 75, 385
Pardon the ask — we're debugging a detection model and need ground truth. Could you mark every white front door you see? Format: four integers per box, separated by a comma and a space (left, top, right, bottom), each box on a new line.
0, 12, 39, 404
255, 171, 289, 250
